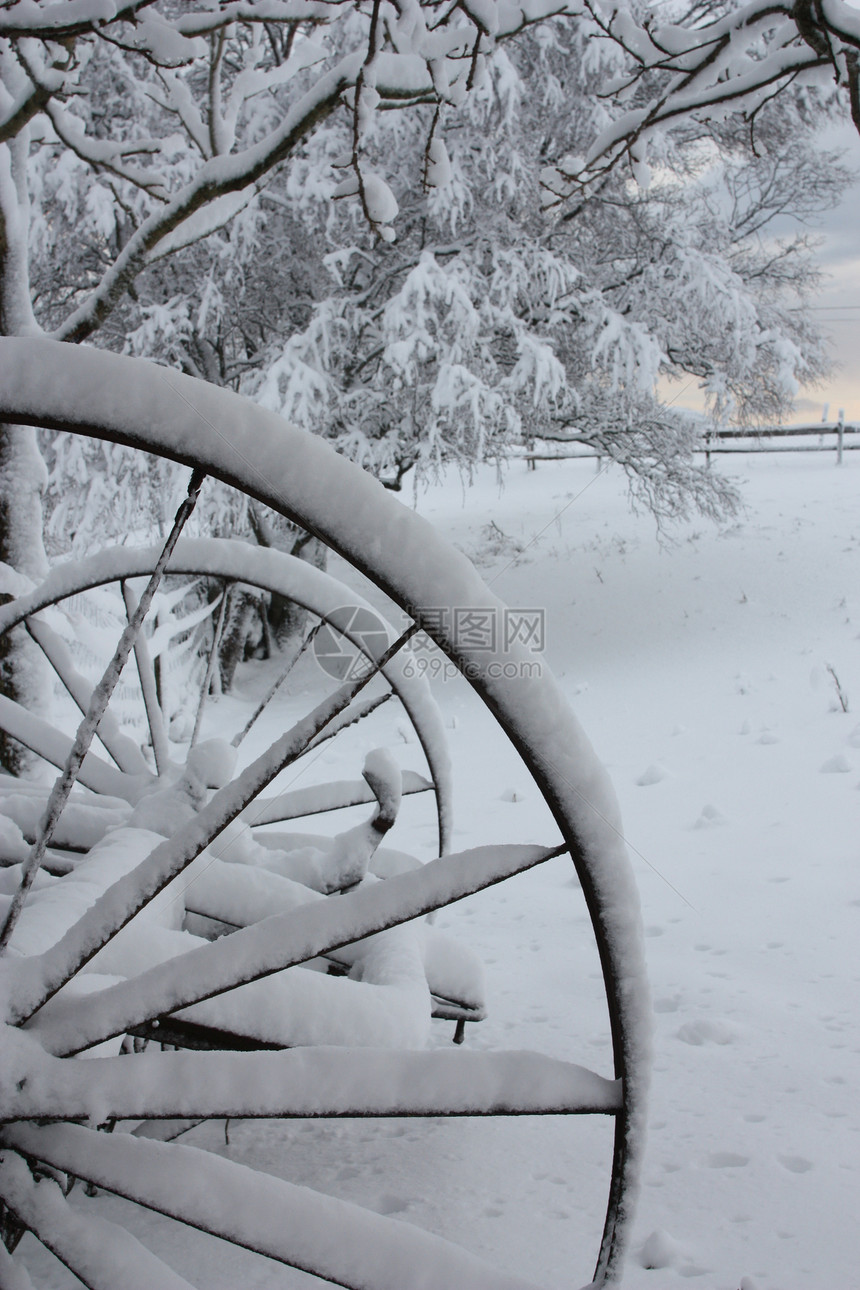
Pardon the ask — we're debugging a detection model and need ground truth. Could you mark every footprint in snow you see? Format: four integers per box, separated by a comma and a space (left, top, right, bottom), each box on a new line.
778, 1154, 813, 1173
676, 1019, 735, 1046
373, 1193, 413, 1215
757, 730, 780, 745
820, 753, 852, 773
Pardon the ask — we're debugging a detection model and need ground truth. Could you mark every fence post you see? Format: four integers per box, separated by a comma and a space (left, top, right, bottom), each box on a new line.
837, 410, 844, 466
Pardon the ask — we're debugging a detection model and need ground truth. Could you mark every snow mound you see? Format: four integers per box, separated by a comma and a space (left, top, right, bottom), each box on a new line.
638, 1228, 681, 1270
636, 762, 669, 786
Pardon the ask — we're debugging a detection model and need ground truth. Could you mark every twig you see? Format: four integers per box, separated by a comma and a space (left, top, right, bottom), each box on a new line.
826, 662, 849, 713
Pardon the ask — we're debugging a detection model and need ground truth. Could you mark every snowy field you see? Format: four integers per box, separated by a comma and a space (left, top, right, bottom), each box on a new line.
403, 451, 859, 1290
18, 450, 858, 1290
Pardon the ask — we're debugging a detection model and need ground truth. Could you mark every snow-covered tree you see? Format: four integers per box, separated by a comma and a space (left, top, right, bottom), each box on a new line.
103, 20, 847, 527
552, 0, 860, 185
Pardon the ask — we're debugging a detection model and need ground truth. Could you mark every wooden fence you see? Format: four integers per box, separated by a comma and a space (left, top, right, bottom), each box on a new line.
702, 421, 858, 465
522, 420, 859, 467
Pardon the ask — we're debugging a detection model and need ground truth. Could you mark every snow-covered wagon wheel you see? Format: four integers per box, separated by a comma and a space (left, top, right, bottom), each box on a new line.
0, 339, 649, 1290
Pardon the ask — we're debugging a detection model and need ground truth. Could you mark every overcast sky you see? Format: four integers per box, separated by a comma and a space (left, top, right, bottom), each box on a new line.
795, 122, 860, 424
664, 118, 860, 427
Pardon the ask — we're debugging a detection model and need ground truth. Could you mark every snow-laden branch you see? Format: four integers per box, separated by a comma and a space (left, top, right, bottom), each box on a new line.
0, 1, 149, 40
3, 0, 597, 353
0, 78, 49, 146
54, 53, 363, 343
565, 0, 860, 184
40, 99, 171, 200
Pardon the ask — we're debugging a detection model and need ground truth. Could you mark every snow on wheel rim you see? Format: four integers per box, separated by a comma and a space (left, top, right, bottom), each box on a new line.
0, 337, 650, 1286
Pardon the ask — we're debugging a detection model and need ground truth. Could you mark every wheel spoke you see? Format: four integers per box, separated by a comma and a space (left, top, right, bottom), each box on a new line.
0, 695, 138, 798
0, 471, 205, 955
23, 617, 149, 775
27, 840, 565, 1056
241, 768, 433, 826
1, 1047, 620, 1125
297, 688, 391, 755
0, 787, 128, 857
120, 581, 170, 775
231, 619, 321, 749
0, 1148, 197, 1290
189, 582, 229, 749
3, 1124, 544, 1290
10, 628, 417, 1024
0, 538, 454, 854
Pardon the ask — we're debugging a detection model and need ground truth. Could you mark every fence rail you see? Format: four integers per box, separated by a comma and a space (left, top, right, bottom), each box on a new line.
703, 421, 857, 465
522, 420, 859, 467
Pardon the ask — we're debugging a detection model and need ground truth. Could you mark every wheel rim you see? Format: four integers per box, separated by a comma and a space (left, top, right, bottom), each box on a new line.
0, 337, 649, 1287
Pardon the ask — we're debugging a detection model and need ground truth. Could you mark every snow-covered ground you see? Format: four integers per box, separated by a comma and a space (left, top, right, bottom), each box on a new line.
394, 450, 859, 1290
18, 450, 858, 1290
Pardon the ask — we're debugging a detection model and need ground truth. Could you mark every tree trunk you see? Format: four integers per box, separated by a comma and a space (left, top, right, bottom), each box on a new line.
248, 505, 329, 649
268, 535, 328, 648
1, 135, 51, 773
0, 424, 50, 773
218, 587, 263, 694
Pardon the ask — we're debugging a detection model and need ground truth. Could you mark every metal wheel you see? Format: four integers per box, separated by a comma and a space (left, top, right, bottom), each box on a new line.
0, 338, 649, 1289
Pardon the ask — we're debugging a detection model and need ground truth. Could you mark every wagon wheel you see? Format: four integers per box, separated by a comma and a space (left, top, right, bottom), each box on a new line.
0, 338, 649, 1290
